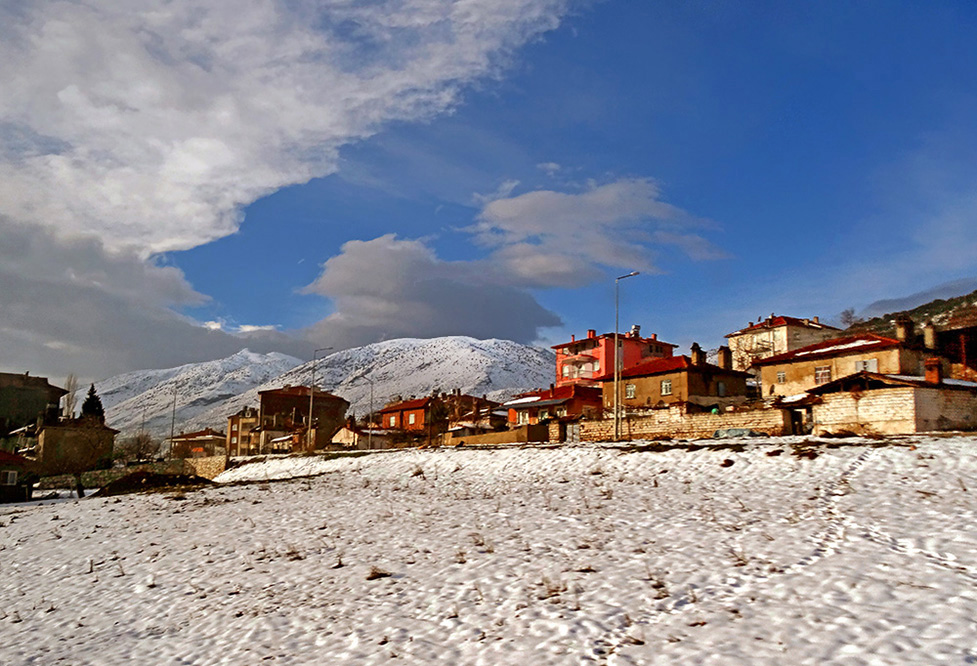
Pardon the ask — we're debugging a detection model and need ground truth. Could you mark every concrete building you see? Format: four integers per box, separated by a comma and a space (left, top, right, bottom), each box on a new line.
226, 407, 260, 456
725, 315, 841, 372
256, 385, 349, 452
551, 326, 676, 388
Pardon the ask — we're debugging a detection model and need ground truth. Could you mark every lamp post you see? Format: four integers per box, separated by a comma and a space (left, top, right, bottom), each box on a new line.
614, 271, 640, 441
308, 347, 332, 451
352, 375, 375, 450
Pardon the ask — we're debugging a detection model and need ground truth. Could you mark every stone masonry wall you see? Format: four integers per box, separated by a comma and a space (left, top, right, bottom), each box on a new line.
182, 456, 227, 480
915, 388, 977, 432
812, 388, 916, 436
549, 405, 789, 442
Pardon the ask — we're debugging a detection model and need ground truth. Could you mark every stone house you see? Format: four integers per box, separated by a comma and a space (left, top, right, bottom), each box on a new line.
35, 419, 117, 476
595, 344, 751, 412
804, 360, 977, 435
725, 315, 841, 372
752, 332, 936, 398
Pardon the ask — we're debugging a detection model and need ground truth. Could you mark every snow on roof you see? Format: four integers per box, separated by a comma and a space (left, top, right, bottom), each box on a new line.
754, 333, 902, 365
503, 395, 542, 406
779, 393, 811, 404
794, 339, 879, 356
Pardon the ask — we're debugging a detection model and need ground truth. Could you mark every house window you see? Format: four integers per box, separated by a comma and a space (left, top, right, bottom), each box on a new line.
776, 371, 786, 384
625, 384, 636, 399
661, 379, 673, 396
717, 381, 726, 397
389, 416, 396, 427
231, 424, 238, 432
517, 411, 529, 425
539, 409, 549, 420
231, 436, 237, 444
815, 366, 832, 385
562, 365, 570, 377
408, 413, 416, 425
556, 407, 567, 417
854, 358, 878, 372
0, 470, 16, 485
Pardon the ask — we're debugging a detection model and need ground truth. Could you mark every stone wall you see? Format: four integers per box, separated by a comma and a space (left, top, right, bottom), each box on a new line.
182, 456, 227, 479
444, 425, 549, 446
549, 405, 790, 442
812, 388, 916, 436
915, 388, 977, 432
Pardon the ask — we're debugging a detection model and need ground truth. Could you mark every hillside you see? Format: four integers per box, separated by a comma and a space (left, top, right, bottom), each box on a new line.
849, 288, 977, 336
95, 337, 555, 438
184, 336, 555, 433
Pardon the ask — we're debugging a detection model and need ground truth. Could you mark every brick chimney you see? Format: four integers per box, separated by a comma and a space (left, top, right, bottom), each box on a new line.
717, 346, 732, 371
894, 315, 914, 343
923, 321, 938, 350
813, 316, 820, 324
587, 329, 597, 339
690, 342, 706, 366
924, 357, 943, 384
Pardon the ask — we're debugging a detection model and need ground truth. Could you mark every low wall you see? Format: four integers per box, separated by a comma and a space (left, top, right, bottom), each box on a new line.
549, 405, 790, 442
182, 455, 227, 479
444, 424, 549, 446
812, 388, 916, 436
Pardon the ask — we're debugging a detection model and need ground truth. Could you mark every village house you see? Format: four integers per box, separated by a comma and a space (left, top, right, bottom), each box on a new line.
595, 344, 751, 412
378, 397, 436, 432
753, 328, 940, 398
253, 385, 349, 452
504, 384, 603, 426
0, 449, 35, 503
552, 326, 676, 388
0, 372, 67, 441
226, 407, 260, 456
804, 359, 977, 435
921, 310, 977, 381
725, 315, 841, 372
34, 418, 118, 475
171, 427, 227, 458
331, 424, 396, 450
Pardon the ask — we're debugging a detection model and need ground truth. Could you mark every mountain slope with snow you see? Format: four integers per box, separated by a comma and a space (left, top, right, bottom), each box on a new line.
91, 349, 303, 437
184, 336, 555, 432
96, 337, 555, 437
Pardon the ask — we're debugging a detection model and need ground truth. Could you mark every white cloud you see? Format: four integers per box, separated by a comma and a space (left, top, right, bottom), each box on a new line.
301, 234, 561, 348
536, 161, 561, 174
469, 178, 726, 286
0, 0, 571, 255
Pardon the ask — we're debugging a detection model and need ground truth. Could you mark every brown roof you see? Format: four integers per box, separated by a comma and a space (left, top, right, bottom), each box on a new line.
258, 385, 345, 401
379, 397, 432, 413
592, 356, 750, 381
726, 316, 841, 338
752, 333, 902, 366
552, 332, 677, 350
172, 427, 226, 441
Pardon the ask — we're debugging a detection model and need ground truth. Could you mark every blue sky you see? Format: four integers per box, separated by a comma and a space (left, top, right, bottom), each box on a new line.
3, 1, 977, 379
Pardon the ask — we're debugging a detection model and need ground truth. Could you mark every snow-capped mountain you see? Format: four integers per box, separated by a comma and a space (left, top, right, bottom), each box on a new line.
89, 349, 303, 437
183, 337, 556, 434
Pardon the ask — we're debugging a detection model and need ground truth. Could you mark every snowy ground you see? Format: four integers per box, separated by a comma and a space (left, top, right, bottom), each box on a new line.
2, 436, 977, 664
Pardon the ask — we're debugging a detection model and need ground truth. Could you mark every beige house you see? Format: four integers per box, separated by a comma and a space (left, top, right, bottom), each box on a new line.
36, 419, 117, 475
806, 362, 977, 435
226, 407, 260, 456
597, 344, 751, 412
725, 315, 841, 371
753, 333, 935, 398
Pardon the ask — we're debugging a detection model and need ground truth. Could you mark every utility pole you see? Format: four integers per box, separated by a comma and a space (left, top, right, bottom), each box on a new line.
169, 383, 177, 458
614, 271, 640, 441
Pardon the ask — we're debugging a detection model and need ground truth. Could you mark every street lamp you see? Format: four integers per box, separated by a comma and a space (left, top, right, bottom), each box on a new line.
352, 375, 375, 450
308, 347, 332, 451
614, 271, 640, 441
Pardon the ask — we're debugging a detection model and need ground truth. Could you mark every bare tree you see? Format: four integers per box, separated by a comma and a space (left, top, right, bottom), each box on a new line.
116, 432, 160, 464
840, 307, 861, 328
62, 374, 78, 418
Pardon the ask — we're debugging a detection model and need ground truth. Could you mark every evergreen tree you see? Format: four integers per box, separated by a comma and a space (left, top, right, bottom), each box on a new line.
80, 383, 105, 423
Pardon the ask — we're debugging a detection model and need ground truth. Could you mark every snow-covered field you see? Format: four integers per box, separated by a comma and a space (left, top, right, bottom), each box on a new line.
3, 436, 977, 664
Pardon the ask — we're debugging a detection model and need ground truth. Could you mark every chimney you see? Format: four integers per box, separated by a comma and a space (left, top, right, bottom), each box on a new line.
717, 346, 732, 371
549, 383, 555, 395
630, 324, 641, 338
651, 333, 657, 340
813, 316, 819, 324
895, 315, 914, 343
925, 357, 943, 384
587, 329, 597, 339
923, 321, 937, 350
571, 334, 575, 342
690, 342, 706, 366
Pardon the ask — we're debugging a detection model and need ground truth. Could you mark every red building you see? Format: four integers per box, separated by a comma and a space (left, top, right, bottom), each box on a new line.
504, 384, 603, 426
552, 325, 676, 388
256, 385, 349, 452
378, 397, 435, 432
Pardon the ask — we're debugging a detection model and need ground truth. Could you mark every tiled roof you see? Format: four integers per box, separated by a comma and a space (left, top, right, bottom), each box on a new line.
726, 316, 840, 338
379, 397, 432, 412
552, 333, 677, 350
172, 427, 226, 440
807, 371, 977, 394
752, 333, 902, 366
